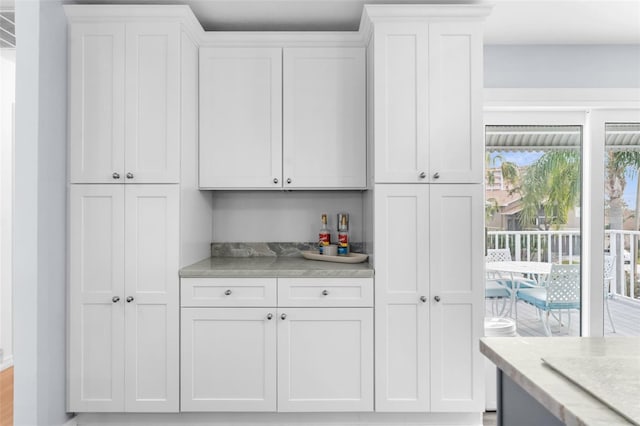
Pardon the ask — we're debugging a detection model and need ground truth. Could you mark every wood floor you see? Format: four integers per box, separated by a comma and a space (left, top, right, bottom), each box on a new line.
0, 366, 12, 426
486, 296, 640, 336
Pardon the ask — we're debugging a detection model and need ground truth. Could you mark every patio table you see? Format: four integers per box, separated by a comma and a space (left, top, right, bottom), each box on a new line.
485, 261, 553, 317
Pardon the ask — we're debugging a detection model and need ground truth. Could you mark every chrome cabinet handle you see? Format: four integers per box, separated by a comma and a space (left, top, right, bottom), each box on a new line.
126, 172, 134, 179
112, 172, 120, 179
433, 172, 440, 179
273, 178, 279, 184
126, 296, 134, 303
286, 178, 292, 184
112, 296, 120, 303
322, 289, 329, 296
281, 313, 287, 320
420, 296, 427, 303
419, 172, 426, 179
434, 295, 441, 302
224, 289, 232, 296
267, 313, 273, 320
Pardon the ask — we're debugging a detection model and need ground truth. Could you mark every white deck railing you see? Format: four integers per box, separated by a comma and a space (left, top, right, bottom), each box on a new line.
487, 229, 639, 302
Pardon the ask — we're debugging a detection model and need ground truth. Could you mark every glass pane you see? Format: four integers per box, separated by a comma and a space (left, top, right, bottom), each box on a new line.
604, 123, 640, 336
485, 125, 582, 337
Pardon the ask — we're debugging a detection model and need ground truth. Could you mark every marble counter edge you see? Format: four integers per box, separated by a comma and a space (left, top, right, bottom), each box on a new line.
479, 338, 633, 426
179, 269, 374, 278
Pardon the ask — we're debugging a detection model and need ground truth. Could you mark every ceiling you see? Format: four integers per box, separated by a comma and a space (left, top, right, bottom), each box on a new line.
58, 0, 640, 44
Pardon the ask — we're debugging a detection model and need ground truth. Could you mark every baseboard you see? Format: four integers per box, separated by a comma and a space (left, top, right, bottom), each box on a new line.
63, 415, 78, 426
74, 412, 483, 426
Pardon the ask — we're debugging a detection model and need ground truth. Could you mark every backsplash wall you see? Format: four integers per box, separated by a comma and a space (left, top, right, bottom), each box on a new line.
210, 190, 365, 243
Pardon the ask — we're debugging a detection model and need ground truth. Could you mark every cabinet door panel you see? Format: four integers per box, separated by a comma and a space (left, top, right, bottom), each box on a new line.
283, 47, 366, 189
181, 308, 277, 412
69, 24, 126, 183
277, 308, 373, 412
428, 23, 483, 183
125, 23, 181, 183
374, 184, 429, 411
373, 23, 428, 184
69, 185, 125, 412
124, 185, 179, 412
199, 48, 282, 189
429, 184, 483, 412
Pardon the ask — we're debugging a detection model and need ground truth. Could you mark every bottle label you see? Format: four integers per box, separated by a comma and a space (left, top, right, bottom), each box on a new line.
337, 245, 349, 256
319, 232, 330, 245
338, 233, 348, 246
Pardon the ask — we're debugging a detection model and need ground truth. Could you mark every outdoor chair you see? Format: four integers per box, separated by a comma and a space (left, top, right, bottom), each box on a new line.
485, 279, 511, 316
604, 255, 616, 333
486, 248, 537, 289
516, 264, 580, 336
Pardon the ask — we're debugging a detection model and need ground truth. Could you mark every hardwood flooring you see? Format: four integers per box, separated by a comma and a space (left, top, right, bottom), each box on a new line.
0, 366, 12, 426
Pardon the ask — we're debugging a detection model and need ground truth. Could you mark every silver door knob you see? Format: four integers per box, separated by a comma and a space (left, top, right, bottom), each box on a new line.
419, 172, 426, 179
273, 178, 279, 184
126, 296, 134, 303
420, 296, 427, 303
112, 296, 120, 303
281, 313, 287, 320
322, 290, 329, 296
286, 178, 292, 184
267, 313, 273, 320
224, 289, 232, 296
112, 172, 120, 179
126, 172, 134, 179
433, 172, 440, 179
434, 295, 441, 302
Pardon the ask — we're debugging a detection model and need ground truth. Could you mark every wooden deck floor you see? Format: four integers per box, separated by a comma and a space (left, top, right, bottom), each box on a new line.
485, 296, 640, 337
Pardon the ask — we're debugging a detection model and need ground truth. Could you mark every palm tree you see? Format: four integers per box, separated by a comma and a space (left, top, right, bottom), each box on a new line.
606, 150, 640, 231
518, 150, 580, 230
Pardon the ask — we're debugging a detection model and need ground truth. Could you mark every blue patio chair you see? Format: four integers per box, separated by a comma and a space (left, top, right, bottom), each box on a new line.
486, 248, 537, 290
485, 279, 511, 316
516, 264, 580, 336
604, 255, 616, 333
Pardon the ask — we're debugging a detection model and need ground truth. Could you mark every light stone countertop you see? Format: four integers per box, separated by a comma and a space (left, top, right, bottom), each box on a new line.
480, 337, 640, 426
179, 256, 374, 278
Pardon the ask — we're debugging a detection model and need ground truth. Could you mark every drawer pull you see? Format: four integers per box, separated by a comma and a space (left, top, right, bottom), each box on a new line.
420, 296, 427, 303
224, 289, 232, 296
281, 313, 287, 320
266, 313, 273, 320
322, 289, 329, 296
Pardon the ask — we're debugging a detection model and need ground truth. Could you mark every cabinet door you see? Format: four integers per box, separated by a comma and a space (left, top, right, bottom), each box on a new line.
123, 185, 179, 412
429, 184, 484, 412
181, 308, 277, 412
428, 22, 483, 183
124, 23, 181, 183
277, 308, 373, 412
199, 48, 282, 189
69, 185, 125, 412
373, 23, 428, 184
373, 184, 430, 412
283, 48, 366, 189
69, 23, 126, 184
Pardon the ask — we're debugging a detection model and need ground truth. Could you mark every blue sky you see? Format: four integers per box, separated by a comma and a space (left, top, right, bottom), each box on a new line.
489, 151, 639, 208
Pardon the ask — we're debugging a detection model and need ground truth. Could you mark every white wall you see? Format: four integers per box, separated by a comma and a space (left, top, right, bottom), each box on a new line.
484, 45, 640, 88
14, 0, 70, 424
0, 49, 15, 367
211, 191, 364, 243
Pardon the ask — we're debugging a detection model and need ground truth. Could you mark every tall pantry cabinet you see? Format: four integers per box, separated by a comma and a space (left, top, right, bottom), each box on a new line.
363, 5, 490, 413
65, 6, 211, 413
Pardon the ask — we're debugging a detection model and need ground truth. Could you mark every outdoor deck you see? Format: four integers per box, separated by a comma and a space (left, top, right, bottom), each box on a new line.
485, 296, 640, 337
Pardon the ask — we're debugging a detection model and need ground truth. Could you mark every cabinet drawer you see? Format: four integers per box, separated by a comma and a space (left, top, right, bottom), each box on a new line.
181, 278, 277, 307
278, 278, 373, 307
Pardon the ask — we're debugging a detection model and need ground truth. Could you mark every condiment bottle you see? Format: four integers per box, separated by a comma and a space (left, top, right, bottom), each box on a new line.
337, 214, 350, 255
318, 213, 331, 254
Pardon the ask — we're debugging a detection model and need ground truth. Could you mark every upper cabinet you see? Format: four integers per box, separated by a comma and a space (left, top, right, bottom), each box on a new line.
69, 22, 181, 184
373, 21, 483, 184
199, 46, 366, 190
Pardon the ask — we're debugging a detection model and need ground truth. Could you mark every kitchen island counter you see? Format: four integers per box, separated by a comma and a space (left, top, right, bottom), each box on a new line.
480, 337, 640, 426
180, 255, 374, 278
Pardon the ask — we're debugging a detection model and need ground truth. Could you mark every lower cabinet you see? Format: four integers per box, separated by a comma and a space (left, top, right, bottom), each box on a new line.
180, 277, 374, 412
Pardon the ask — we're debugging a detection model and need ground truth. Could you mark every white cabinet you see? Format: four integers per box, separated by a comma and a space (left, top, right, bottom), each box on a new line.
69, 184, 180, 412
374, 184, 483, 412
199, 47, 365, 190
69, 22, 180, 184
180, 277, 374, 412
373, 21, 483, 184
283, 48, 366, 189
180, 308, 277, 412
199, 48, 283, 189
277, 308, 373, 412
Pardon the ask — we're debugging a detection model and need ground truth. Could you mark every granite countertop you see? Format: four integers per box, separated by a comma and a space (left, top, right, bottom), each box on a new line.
180, 256, 374, 278
480, 337, 640, 426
